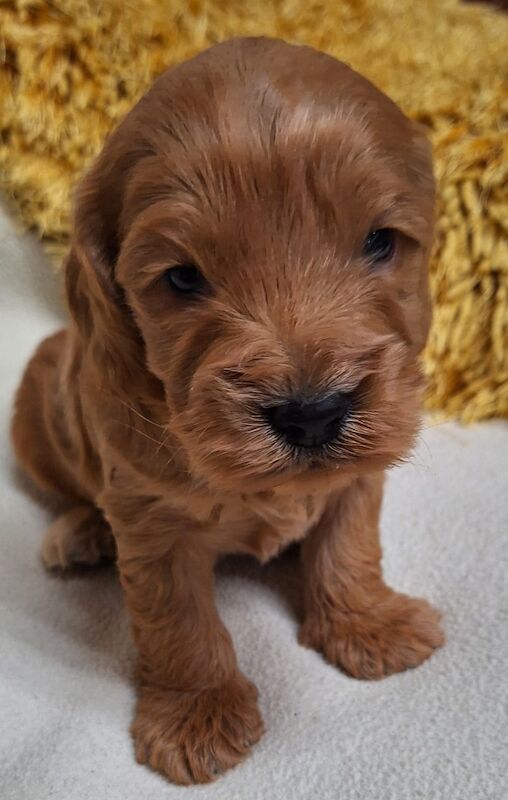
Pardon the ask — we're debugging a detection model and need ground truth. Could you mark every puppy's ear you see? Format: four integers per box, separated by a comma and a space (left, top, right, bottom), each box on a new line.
409, 122, 435, 196
408, 122, 435, 353
65, 144, 145, 392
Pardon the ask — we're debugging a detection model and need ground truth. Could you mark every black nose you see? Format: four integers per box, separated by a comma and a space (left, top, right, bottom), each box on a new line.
264, 392, 352, 448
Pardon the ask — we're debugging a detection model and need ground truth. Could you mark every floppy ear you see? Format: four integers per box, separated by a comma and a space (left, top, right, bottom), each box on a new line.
64, 141, 146, 393
409, 122, 435, 195
408, 122, 435, 353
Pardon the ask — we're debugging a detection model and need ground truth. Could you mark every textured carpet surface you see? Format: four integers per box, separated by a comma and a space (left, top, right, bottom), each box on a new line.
0, 0, 507, 422
1, 203, 508, 799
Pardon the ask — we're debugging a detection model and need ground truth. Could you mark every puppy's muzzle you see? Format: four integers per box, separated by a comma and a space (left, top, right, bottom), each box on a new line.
263, 391, 353, 448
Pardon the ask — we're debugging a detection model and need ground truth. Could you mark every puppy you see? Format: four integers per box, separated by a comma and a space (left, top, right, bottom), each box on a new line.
12, 37, 443, 784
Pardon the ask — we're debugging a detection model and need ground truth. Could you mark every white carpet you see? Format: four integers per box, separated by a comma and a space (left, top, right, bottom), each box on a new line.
0, 203, 507, 800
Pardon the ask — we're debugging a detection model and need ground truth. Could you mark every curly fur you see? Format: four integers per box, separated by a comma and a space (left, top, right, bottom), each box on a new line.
11, 38, 443, 785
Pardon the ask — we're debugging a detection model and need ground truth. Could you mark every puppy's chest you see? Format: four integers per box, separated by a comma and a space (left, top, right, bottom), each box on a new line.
215, 491, 326, 563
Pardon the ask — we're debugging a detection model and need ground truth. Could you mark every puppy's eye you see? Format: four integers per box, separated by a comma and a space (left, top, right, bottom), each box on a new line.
165, 264, 207, 295
363, 228, 396, 264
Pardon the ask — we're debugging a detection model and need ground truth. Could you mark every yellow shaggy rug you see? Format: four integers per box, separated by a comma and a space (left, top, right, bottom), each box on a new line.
1, 0, 507, 421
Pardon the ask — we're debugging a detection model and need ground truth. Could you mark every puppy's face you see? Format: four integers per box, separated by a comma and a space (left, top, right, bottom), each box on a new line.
84, 40, 435, 493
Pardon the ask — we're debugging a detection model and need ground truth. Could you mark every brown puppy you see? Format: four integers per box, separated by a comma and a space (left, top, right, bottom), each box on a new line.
12, 37, 443, 784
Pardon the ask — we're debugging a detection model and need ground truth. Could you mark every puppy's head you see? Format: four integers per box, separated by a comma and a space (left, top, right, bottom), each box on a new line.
68, 38, 435, 493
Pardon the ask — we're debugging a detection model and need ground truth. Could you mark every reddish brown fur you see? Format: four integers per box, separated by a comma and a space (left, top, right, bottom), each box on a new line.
11, 38, 443, 784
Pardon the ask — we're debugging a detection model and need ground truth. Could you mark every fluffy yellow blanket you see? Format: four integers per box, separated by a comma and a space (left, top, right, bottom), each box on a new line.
1, 0, 507, 420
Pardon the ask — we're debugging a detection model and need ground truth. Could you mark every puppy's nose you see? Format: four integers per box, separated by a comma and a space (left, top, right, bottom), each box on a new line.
264, 392, 352, 448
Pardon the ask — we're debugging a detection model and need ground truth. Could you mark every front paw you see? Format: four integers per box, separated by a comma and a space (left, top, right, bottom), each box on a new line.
299, 593, 444, 680
132, 674, 264, 784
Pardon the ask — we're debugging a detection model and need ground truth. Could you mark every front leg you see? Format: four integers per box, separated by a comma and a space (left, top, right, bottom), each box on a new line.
299, 473, 444, 679
105, 496, 263, 785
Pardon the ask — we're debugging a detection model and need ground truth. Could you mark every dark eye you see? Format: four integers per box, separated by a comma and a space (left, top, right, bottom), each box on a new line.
165, 264, 208, 295
363, 228, 396, 264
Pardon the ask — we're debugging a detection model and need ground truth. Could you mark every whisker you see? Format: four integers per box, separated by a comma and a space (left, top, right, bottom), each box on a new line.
117, 397, 167, 429
78, 382, 167, 430
116, 421, 164, 447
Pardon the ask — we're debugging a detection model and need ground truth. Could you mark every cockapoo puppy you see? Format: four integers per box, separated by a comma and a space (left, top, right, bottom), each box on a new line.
12, 37, 444, 785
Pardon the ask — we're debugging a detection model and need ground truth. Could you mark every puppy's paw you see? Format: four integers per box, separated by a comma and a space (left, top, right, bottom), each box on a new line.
132, 674, 264, 784
299, 593, 444, 680
41, 506, 116, 570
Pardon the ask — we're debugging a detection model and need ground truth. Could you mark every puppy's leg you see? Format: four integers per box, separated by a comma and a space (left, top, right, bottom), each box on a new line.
41, 506, 116, 570
299, 473, 444, 679
108, 506, 263, 785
